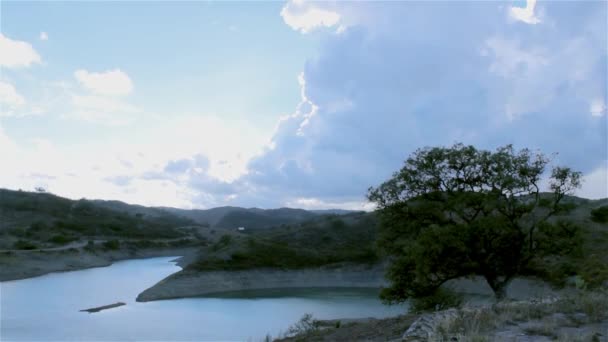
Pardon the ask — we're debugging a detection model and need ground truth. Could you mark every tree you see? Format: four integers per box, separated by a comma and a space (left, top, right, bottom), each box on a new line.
368, 143, 582, 302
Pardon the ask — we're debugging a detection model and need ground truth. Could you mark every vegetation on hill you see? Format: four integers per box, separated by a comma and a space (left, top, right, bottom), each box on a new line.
591, 205, 608, 223
188, 213, 379, 271
0, 189, 195, 249
214, 208, 317, 230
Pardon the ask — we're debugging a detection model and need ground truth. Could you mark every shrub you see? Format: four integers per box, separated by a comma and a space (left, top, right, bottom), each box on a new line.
48, 234, 76, 245
211, 234, 233, 251
409, 288, 463, 313
29, 221, 49, 231
286, 313, 319, 337
13, 240, 38, 250
102, 239, 120, 250
591, 205, 608, 223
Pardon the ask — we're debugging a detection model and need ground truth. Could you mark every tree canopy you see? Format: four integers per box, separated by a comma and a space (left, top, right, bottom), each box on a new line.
368, 143, 582, 302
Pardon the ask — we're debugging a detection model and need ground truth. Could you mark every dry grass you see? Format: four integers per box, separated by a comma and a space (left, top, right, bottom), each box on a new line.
437, 290, 608, 340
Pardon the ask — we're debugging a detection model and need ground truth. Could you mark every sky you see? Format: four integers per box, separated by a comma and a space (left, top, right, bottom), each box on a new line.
0, 0, 606, 210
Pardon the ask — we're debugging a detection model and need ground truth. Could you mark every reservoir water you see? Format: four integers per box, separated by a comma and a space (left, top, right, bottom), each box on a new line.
0, 257, 404, 341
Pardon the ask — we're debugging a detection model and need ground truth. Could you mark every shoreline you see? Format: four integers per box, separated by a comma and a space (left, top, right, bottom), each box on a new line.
136, 263, 388, 302
0, 247, 198, 282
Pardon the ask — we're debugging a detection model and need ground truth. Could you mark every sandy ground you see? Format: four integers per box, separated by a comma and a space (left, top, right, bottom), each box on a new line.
0, 246, 199, 282
136, 263, 388, 302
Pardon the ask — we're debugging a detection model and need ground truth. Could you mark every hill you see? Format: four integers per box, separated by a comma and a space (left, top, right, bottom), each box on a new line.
0, 189, 195, 250
95, 199, 355, 229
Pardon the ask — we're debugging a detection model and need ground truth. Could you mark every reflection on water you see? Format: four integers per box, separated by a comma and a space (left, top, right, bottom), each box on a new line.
1, 257, 404, 341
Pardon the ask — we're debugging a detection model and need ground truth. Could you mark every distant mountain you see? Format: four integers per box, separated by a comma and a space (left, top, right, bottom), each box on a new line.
0, 189, 194, 246
214, 207, 317, 230
310, 209, 361, 215
91, 197, 355, 229
91, 199, 170, 218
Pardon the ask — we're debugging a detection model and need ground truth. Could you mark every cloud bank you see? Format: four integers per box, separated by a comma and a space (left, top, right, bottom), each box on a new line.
236, 1, 607, 207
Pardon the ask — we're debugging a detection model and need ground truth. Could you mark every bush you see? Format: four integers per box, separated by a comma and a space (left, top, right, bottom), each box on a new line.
13, 240, 38, 250
211, 234, 233, 251
286, 313, 319, 337
29, 221, 49, 231
102, 239, 120, 250
591, 205, 608, 223
169, 238, 194, 247
409, 288, 463, 313
579, 254, 608, 288
48, 234, 76, 245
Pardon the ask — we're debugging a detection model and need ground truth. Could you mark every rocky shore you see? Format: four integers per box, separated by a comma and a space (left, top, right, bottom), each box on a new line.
136, 263, 388, 302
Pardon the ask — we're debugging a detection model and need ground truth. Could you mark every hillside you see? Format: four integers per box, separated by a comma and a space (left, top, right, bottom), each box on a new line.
0, 189, 195, 250
97, 199, 353, 229
0, 188, 357, 251
188, 211, 380, 271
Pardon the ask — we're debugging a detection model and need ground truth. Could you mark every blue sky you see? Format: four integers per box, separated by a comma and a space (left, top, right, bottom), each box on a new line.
0, 0, 606, 209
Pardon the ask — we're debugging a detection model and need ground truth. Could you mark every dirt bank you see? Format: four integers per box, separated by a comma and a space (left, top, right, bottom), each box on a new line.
136, 263, 388, 302
0, 247, 198, 282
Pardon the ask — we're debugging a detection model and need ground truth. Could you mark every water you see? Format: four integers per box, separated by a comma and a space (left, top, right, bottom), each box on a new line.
1, 257, 404, 341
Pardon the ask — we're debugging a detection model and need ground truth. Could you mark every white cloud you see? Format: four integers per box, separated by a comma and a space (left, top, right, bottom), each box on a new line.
485, 37, 548, 78
74, 69, 133, 96
71, 94, 138, 113
0, 34, 42, 68
281, 0, 341, 33
240, 1, 607, 209
286, 197, 375, 211
510, 0, 541, 25
577, 163, 608, 199
590, 98, 607, 117
68, 94, 140, 125
39, 32, 49, 41
0, 81, 26, 108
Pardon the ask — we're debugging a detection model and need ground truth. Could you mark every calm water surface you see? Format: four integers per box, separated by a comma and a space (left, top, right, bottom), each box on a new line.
1, 257, 404, 341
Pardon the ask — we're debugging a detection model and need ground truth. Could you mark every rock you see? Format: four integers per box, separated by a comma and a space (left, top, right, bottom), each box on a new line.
402, 309, 459, 341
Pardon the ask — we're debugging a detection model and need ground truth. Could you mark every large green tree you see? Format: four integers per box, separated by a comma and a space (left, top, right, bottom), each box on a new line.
368, 144, 582, 301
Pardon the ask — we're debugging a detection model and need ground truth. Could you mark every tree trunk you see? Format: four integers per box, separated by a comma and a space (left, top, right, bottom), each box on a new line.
486, 276, 511, 301
493, 283, 507, 301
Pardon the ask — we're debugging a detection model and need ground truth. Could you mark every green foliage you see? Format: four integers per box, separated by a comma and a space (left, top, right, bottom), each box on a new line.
590, 205, 608, 223
29, 221, 49, 232
211, 234, 233, 251
368, 143, 582, 302
191, 214, 379, 271
13, 240, 38, 250
102, 239, 120, 250
48, 234, 77, 245
407, 288, 464, 313
578, 254, 608, 288
286, 313, 319, 338
1, 189, 191, 241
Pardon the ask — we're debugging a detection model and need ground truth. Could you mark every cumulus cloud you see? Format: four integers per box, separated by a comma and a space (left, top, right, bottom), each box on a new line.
0, 81, 26, 109
67, 94, 140, 125
68, 69, 138, 124
238, 1, 607, 208
510, 0, 541, 25
281, 0, 341, 33
577, 163, 608, 199
74, 69, 133, 96
0, 34, 41, 68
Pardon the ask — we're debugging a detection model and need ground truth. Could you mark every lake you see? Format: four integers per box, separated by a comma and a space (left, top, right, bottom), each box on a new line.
0, 256, 405, 341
